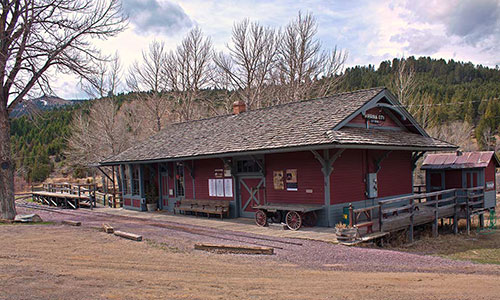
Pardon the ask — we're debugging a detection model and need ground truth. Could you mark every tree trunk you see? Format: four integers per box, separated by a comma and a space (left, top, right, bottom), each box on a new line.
0, 105, 16, 220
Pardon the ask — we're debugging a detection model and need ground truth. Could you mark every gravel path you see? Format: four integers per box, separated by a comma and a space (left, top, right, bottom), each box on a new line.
16, 202, 500, 275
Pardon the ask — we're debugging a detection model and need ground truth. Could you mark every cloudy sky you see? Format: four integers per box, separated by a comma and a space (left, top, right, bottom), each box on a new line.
55, 0, 500, 99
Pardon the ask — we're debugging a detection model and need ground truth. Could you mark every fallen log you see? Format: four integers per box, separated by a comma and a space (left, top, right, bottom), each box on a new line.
194, 243, 274, 255
62, 220, 81, 226
102, 223, 114, 234
114, 231, 142, 241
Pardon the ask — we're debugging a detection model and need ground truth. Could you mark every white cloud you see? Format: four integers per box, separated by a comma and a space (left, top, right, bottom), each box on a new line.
46, 0, 500, 99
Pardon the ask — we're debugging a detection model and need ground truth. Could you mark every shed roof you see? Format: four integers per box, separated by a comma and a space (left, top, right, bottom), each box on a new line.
101, 87, 455, 165
421, 151, 500, 170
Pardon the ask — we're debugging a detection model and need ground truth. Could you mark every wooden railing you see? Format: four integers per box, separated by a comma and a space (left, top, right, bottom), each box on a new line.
348, 187, 485, 242
413, 184, 426, 194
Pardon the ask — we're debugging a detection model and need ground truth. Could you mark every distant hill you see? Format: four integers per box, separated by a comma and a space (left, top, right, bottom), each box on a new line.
9, 57, 500, 183
9, 95, 84, 118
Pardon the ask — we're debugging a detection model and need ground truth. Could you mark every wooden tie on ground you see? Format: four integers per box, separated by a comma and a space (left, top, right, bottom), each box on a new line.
194, 243, 274, 255
62, 220, 81, 226
114, 231, 142, 241
102, 223, 114, 234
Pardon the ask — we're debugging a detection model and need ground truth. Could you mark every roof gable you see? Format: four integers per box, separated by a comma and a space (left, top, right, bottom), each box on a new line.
333, 89, 428, 136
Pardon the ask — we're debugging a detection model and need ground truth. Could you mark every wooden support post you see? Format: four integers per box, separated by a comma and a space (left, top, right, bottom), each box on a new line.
378, 203, 383, 232
348, 203, 354, 227
433, 195, 438, 237
112, 165, 117, 208
479, 214, 485, 228
453, 191, 458, 234
466, 190, 471, 235
409, 198, 414, 244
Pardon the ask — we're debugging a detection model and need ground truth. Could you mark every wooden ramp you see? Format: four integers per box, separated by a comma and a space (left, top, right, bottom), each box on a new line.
349, 187, 489, 243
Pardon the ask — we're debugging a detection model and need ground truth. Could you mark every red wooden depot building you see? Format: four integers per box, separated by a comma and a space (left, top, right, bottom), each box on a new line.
100, 87, 455, 227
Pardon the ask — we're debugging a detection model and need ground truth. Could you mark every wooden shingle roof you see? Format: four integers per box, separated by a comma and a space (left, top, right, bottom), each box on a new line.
101, 87, 455, 165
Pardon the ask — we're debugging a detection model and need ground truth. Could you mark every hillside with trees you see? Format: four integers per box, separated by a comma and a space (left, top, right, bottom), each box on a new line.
9, 12, 500, 184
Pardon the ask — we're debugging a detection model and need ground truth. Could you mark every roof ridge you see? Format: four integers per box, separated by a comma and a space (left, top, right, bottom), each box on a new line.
166, 86, 387, 128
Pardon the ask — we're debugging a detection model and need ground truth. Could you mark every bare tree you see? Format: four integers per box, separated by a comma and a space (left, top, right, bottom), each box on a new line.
412, 93, 433, 129
481, 126, 495, 151
81, 53, 122, 99
164, 27, 213, 121
0, 0, 126, 220
427, 121, 476, 151
391, 58, 417, 108
214, 19, 277, 110
68, 98, 145, 166
274, 12, 347, 104
127, 41, 170, 131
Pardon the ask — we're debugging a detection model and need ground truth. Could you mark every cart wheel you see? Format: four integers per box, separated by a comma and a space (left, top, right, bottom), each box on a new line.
255, 210, 268, 227
286, 211, 302, 230
302, 211, 318, 227
270, 211, 282, 224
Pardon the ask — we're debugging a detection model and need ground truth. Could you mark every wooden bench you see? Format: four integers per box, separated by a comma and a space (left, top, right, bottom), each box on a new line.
174, 199, 230, 220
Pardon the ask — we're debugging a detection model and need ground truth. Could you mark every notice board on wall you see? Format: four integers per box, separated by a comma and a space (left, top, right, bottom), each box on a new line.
286, 169, 298, 191
208, 179, 216, 197
224, 178, 233, 197
209, 178, 233, 197
273, 170, 284, 190
216, 179, 224, 197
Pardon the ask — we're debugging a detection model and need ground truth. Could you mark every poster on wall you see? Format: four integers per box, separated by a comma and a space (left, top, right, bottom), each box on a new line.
216, 179, 224, 197
273, 170, 284, 190
286, 169, 298, 191
208, 179, 216, 197
214, 169, 224, 178
224, 178, 233, 197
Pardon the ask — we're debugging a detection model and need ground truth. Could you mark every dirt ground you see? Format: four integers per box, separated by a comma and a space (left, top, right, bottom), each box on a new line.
1, 224, 500, 300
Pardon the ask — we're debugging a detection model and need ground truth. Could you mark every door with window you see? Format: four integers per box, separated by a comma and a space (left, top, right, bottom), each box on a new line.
174, 162, 185, 198
464, 170, 480, 188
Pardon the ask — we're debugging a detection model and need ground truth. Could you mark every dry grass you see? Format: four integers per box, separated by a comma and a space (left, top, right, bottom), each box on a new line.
1, 225, 499, 300
391, 205, 500, 265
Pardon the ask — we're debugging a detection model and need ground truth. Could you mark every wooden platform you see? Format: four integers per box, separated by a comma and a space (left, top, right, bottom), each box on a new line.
32, 191, 92, 209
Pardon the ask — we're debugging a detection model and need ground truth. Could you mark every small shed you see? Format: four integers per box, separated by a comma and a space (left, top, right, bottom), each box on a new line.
421, 151, 500, 209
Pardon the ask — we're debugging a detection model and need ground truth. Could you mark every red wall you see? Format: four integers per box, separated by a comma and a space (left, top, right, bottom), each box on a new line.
445, 170, 462, 189
265, 151, 324, 205
165, 163, 175, 202
193, 158, 232, 201
184, 161, 194, 199
331, 149, 366, 204
485, 160, 496, 191
377, 150, 412, 197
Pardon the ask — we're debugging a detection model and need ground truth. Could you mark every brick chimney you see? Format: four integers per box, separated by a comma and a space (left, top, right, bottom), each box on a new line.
233, 100, 246, 115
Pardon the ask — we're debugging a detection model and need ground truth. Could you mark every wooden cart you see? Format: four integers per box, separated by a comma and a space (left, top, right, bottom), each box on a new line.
253, 203, 324, 230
